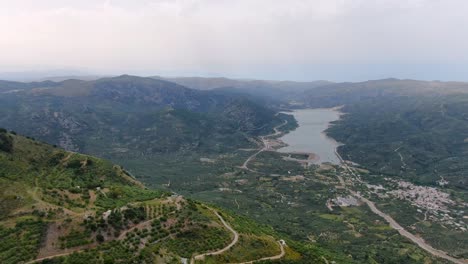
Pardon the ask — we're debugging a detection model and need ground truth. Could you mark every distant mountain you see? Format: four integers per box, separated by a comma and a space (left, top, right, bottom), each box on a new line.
37, 75, 109, 82
0, 75, 281, 156
154, 76, 332, 91
300, 78, 468, 108
0, 80, 60, 93
0, 70, 92, 82
153, 76, 333, 105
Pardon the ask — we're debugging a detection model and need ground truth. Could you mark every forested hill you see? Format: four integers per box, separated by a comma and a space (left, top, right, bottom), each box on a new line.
0, 129, 347, 264
0, 75, 281, 156
327, 93, 468, 190
295, 78, 468, 190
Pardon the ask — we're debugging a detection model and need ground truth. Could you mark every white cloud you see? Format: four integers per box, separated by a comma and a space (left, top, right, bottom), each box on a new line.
0, 0, 467, 80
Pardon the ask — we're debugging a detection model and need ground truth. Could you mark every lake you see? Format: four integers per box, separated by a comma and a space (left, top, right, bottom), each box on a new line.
278, 108, 342, 164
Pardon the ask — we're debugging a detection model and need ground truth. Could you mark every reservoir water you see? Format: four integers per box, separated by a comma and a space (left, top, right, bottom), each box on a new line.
278, 108, 342, 164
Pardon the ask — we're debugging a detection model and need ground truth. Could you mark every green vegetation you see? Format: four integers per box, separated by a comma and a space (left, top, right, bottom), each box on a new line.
202, 234, 280, 263
0, 128, 13, 152
0, 75, 281, 157
59, 229, 92, 249
0, 220, 46, 264
164, 227, 231, 257
0, 132, 167, 262
95, 186, 162, 209
2, 76, 467, 262
327, 94, 468, 191
2, 131, 341, 263
160, 150, 448, 263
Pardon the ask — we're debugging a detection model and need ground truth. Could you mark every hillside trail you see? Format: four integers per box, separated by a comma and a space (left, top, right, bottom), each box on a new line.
26, 250, 86, 264
29, 177, 80, 218
393, 145, 407, 168
232, 240, 286, 264
191, 209, 239, 264
240, 119, 288, 171
334, 148, 467, 264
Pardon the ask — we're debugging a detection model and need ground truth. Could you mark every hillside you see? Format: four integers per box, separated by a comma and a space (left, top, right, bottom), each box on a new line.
0, 75, 280, 153
2, 76, 466, 263
154, 76, 332, 92
150, 77, 468, 191
0, 76, 284, 169
153, 76, 332, 106
0, 80, 60, 93
290, 79, 468, 190
0, 129, 350, 264
300, 78, 468, 108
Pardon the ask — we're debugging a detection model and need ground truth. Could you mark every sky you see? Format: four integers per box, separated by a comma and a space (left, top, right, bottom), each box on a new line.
1, 0, 468, 81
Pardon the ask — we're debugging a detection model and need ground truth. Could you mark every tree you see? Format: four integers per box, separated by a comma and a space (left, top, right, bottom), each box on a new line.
96, 233, 105, 243
0, 132, 13, 152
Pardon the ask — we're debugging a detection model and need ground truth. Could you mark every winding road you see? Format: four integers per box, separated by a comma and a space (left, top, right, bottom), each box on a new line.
191, 209, 239, 264
26, 250, 86, 264
241, 120, 288, 171
191, 208, 287, 264
232, 241, 285, 264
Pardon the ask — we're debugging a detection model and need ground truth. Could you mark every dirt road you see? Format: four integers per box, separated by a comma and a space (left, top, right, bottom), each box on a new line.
233, 240, 286, 264
241, 120, 287, 170
191, 209, 239, 264
26, 249, 86, 264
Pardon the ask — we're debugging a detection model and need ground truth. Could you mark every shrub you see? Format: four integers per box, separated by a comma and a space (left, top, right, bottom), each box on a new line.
0, 132, 13, 152
96, 234, 105, 243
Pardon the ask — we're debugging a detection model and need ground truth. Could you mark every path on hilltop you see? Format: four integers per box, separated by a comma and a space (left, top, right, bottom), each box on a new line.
191, 209, 239, 264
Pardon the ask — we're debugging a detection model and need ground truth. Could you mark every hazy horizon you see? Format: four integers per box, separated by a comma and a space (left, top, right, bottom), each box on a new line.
1, 0, 468, 82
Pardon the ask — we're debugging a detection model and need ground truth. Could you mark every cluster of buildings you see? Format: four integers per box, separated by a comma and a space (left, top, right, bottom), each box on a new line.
386, 179, 467, 231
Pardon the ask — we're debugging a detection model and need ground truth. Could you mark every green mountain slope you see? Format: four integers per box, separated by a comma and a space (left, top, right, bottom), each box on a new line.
288, 79, 468, 190
0, 75, 280, 154
0, 80, 60, 93
301, 78, 468, 108
0, 76, 286, 204
154, 76, 332, 106
0, 130, 350, 264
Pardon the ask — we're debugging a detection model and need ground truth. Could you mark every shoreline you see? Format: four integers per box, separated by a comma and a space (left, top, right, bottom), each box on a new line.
277, 108, 343, 165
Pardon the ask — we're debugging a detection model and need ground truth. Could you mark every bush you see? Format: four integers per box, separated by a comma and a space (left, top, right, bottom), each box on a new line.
96, 234, 105, 243
66, 159, 82, 169
0, 132, 13, 152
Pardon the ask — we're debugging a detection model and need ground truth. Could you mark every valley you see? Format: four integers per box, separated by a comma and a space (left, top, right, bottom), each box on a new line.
0, 76, 467, 263
0, 130, 318, 264
3, 2, 467, 263
244, 107, 467, 263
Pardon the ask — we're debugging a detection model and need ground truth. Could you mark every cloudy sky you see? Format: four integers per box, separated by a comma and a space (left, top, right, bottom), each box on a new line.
1, 0, 467, 81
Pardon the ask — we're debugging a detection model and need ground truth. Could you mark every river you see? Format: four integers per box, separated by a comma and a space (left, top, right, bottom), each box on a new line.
278, 108, 341, 164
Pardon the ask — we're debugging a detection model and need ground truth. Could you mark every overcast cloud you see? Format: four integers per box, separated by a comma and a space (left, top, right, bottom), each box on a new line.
1, 0, 467, 81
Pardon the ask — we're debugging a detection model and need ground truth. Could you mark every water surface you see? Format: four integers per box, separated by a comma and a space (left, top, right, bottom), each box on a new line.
278, 108, 341, 164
